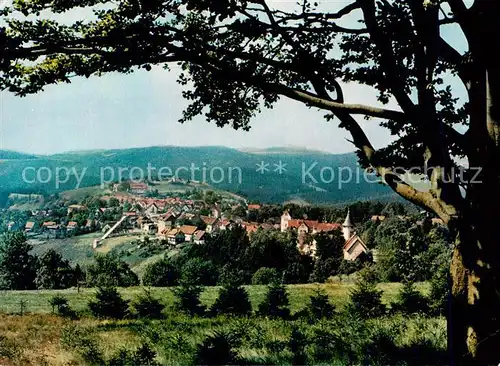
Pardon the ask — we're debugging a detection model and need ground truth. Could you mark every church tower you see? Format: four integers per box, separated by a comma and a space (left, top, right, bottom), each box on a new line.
342, 209, 354, 241
281, 210, 292, 232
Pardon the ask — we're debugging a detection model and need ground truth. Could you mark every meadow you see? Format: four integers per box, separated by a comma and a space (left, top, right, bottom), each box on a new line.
0, 283, 447, 366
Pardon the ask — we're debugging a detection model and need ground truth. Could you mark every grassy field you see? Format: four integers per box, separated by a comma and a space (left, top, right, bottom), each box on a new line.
29, 233, 153, 271
0, 282, 428, 314
0, 283, 445, 366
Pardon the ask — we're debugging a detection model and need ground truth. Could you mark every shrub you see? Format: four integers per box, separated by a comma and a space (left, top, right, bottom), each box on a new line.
428, 266, 449, 316
348, 268, 386, 318
289, 326, 307, 365
108, 343, 160, 365
48, 295, 77, 319
142, 259, 179, 287
88, 286, 129, 319
392, 281, 429, 315
60, 325, 105, 365
49, 295, 68, 313
251, 267, 279, 285
210, 283, 252, 316
132, 289, 165, 319
173, 283, 206, 316
193, 331, 241, 365
306, 288, 335, 320
257, 281, 290, 319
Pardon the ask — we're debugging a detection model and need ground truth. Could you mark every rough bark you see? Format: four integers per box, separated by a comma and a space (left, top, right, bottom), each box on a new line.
449, 178, 500, 365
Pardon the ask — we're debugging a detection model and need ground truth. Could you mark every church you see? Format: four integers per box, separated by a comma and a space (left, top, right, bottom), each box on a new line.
341, 210, 369, 261
280, 209, 368, 261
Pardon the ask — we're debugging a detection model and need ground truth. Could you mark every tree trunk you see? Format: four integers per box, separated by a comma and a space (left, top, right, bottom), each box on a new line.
449, 190, 500, 365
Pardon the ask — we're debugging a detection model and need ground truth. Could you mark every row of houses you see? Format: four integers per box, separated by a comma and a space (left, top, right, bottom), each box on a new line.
24, 219, 95, 233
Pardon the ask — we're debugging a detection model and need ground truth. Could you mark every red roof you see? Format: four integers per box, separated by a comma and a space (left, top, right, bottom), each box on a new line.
130, 182, 148, 190
248, 204, 261, 210
344, 234, 368, 251
200, 216, 217, 225
194, 230, 206, 240
179, 225, 198, 235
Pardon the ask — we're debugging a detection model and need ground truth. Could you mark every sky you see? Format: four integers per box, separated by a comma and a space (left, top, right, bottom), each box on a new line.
0, 1, 469, 155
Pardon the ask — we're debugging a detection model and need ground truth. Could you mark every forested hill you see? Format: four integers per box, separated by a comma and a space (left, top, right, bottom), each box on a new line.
0, 146, 396, 205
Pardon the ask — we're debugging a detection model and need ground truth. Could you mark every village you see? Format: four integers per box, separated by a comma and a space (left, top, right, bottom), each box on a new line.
0, 180, 431, 262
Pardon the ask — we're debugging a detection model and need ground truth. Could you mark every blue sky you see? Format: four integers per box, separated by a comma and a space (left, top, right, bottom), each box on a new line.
0, 1, 468, 155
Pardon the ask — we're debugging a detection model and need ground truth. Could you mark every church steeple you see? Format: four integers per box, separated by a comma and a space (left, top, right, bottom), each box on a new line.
342, 209, 354, 241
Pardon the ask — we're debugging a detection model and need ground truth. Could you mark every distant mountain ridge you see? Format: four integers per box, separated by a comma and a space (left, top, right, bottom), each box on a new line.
0, 150, 38, 160
0, 146, 397, 205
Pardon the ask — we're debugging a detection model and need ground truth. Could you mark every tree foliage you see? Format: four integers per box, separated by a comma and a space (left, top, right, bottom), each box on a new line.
86, 253, 139, 288
0, 232, 37, 290
35, 249, 74, 289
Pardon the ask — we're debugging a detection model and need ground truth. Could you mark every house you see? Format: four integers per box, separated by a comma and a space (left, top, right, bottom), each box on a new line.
146, 203, 159, 216
101, 224, 112, 233
67, 204, 87, 214
67, 221, 79, 231
179, 225, 198, 242
245, 224, 259, 236
167, 228, 185, 245
219, 219, 236, 231
129, 182, 149, 195
143, 223, 157, 235
42, 221, 58, 230
193, 230, 206, 244
25, 221, 35, 232
200, 216, 219, 233
281, 211, 340, 234
247, 204, 261, 212
7, 222, 15, 231
211, 206, 221, 219
157, 220, 173, 236
342, 210, 369, 261
371, 215, 386, 222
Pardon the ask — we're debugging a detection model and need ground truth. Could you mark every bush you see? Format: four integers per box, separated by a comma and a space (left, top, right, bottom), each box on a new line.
210, 283, 252, 316
173, 283, 206, 316
88, 286, 129, 319
132, 289, 165, 319
348, 268, 386, 318
48, 295, 77, 319
306, 288, 335, 320
193, 331, 241, 365
251, 267, 279, 285
142, 259, 179, 287
60, 325, 105, 365
391, 281, 429, 315
289, 326, 308, 365
257, 281, 290, 319
428, 266, 449, 316
108, 343, 160, 365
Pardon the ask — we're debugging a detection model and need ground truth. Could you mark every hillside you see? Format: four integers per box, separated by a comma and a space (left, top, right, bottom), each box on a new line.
0, 146, 397, 205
